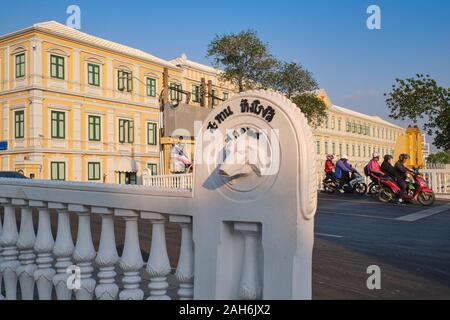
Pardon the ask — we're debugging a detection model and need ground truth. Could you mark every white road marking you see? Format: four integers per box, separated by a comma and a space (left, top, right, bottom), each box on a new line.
316, 232, 343, 239
395, 204, 450, 222
318, 209, 396, 220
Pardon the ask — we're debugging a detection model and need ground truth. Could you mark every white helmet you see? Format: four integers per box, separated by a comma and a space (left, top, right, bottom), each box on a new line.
372, 152, 380, 158
341, 154, 349, 160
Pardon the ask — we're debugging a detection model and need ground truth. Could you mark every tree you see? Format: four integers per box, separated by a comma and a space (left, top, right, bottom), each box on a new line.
207, 30, 277, 92
265, 62, 318, 99
385, 74, 450, 150
291, 93, 328, 127
426, 151, 450, 165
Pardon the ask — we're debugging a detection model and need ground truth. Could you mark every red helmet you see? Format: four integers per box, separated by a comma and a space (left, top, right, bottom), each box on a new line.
326, 154, 334, 161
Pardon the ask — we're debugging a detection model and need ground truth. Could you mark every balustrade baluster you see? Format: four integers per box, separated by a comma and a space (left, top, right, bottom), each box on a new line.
142, 212, 171, 300
170, 215, 194, 300
116, 209, 143, 300
93, 207, 119, 300
0, 198, 19, 300
71, 205, 96, 300
32, 201, 55, 300
51, 203, 74, 300
234, 222, 262, 300
14, 199, 36, 300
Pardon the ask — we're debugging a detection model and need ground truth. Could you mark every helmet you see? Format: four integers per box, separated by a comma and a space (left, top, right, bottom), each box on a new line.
341, 154, 348, 160
372, 152, 380, 158
399, 154, 410, 161
384, 154, 393, 161
326, 154, 334, 161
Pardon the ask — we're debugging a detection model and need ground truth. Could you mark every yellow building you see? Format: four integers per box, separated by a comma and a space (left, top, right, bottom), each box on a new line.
0, 21, 233, 183
0, 21, 403, 184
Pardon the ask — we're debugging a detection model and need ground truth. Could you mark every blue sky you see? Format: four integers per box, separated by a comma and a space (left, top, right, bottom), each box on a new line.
1, 0, 449, 146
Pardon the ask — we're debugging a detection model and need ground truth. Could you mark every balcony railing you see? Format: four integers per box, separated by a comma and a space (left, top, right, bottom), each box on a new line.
143, 172, 193, 190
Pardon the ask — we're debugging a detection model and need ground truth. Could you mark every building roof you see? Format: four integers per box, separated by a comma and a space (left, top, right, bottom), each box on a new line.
170, 53, 221, 75
0, 21, 178, 69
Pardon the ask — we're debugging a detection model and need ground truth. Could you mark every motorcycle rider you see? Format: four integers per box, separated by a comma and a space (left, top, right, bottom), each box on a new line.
381, 154, 404, 204
367, 152, 384, 182
394, 154, 414, 203
324, 154, 336, 181
335, 155, 355, 193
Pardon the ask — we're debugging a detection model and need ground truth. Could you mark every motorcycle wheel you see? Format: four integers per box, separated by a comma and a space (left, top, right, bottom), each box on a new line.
378, 187, 395, 203
355, 183, 368, 195
368, 183, 381, 195
323, 182, 336, 194
418, 192, 435, 206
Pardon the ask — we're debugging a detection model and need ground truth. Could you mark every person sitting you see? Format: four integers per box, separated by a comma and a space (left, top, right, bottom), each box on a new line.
394, 154, 414, 202
367, 152, 384, 182
324, 154, 336, 181
381, 154, 403, 204
335, 155, 354, 193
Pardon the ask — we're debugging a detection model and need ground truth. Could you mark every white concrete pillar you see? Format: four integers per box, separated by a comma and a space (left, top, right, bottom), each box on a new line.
51, 202, 74, 300
71, 204, 96, 300
170, 215, 194, 300
93, 207, 119, 300
3, 47, 9, 90
142, 212, 171, 300
30, 38, 43, 86
116, 209, 143, 300
14, 199, 36, 300
73, 49, 80, 91
29, 91, 44, 148
0, 199, 19, 300
72, 103, 82, 152
32, 201, 55, 300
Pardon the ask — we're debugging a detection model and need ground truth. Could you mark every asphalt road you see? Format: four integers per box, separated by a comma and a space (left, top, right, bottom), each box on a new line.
313, 192, 450, 299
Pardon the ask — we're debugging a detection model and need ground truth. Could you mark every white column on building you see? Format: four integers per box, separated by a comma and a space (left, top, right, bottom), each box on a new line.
14, 199, 37, 300
107, 109, 115, 151
107, 58, 113, 97
142, 212, 171, 300
30, 38, 43, 86
29, 91, 44, 148
71, 204, 96, 300
3, 46, 9, 90
116, 209, 144, 300
133, 65, 139, 102
32, 201, 55, 300
93, 207, 119, 300
0, 198, 20, 300
73, 49, 80, 91
51, 202, 75, 300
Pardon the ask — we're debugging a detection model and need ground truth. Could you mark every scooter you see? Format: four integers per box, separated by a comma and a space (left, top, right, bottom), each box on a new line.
323, 171, 367, 195
378, 169, 435, 206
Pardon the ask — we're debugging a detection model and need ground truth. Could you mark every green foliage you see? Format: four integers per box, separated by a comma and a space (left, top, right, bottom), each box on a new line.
385, 74, 450, 150
206, 30, 277, 92
426, 151, 450, 165
291, 93, 328, 127
264, 62, 318, 99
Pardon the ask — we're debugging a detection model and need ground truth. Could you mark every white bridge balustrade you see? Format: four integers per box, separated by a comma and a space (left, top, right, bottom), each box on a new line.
0, 90, 317, 300
143, 172, 193, 190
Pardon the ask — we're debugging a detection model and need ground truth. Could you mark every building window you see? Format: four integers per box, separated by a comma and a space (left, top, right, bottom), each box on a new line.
170, 83, 182, 101
147, 122, 157, 145
88, 162, 101, 181
331, 117, 335, 130
223, 92, 229, 101
147, 163, 158, 176
339, 143, 343, 156
88, 63, 100, 86
14, 110, 25, 139
192, 85, 200, 103
51, 111, 65, 139
338, 119, 341, 131
50, 55, 65, 80
369, 146, 372, 157
324, 142, 328, 154
51, 162, 66, 181
316, 141, 320, 155
88, 115, 101, 141
146, 77, 156, 97
118, 172, 137, 185
211, 89, 219, 106
332, 142, 336, 155
358, 145, 361, 157
118, 119, 134, 143
352, 145, 355, 157
346, 122, 351, 132
15, 53, 26, 78
346, 144, 350, 156
118, 70, 133, 92
363, 146, 366, 158
352, 122, 356, 133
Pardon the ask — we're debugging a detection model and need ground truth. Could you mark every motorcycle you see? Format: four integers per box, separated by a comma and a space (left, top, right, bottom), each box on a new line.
323, 171, 368, 195
378, 169, 435, 206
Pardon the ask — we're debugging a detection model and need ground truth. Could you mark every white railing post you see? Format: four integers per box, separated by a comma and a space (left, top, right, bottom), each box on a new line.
116, 209, 144, 300
51, 202, 75, 300
93, 207, 119, 300
32, 201, 55, 300
234, 222, 262, 300
142, 212, 171, 300
71, 205, 96, 300
170, 215, 194, 300
0, 198, 19, 300
14, 199, 36, 300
